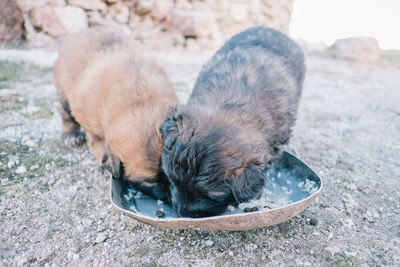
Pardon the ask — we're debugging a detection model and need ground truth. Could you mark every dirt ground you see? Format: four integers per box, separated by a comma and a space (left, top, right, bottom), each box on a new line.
0, 47, 399, 266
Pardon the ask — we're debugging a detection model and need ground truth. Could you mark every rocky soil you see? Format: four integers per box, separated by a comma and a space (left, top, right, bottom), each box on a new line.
0, 48, 399, 266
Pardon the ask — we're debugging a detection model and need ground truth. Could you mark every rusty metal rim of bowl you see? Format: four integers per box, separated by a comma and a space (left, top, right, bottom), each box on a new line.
109, 152, 323, 224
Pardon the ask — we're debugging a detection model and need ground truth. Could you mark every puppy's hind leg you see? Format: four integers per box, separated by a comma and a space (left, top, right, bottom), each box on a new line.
60, 100, 85, 147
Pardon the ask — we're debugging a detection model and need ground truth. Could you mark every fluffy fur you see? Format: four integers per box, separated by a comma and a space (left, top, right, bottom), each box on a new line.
54, 27, 178, 200
160, 26, 305, 217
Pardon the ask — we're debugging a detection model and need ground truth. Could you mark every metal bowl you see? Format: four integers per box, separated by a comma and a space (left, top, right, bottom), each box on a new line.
110, 151, 323, 230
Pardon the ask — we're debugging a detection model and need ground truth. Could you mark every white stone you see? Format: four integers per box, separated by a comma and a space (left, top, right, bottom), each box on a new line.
81, 218, 93, 225
344, 218, 354, 228
346, 183, 358, 191
18, 13, 55, 47
109, 2, 129, 24
170, 8, 216, 38
7, 160, 15, 169
54, 6, 88, 35
95, 232, 108, 243
135, 0, 153, 16
151, 0, 173, 22
30, 5, 87, 38
229, 3, 249, 22
204, 240, 214, 247
15, 166, 27, 174
332, 37, 381, 63
30, 5, 67, 37
372, 210, 380, 219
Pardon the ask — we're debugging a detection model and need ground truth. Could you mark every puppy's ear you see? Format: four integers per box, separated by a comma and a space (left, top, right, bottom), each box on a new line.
229, 165, 265, 203
102, 153, 123, 179
160, 108, 181, 151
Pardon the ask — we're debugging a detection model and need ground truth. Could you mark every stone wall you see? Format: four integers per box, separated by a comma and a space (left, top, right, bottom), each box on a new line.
5, 0, 294, 49
0, 0, 24, 45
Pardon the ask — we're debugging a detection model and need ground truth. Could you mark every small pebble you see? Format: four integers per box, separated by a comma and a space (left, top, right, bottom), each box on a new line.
204, 240, 214, 247
15, 166, 27, 174
95, 232, 107, 244
244, 207, 259, 213
155, 210, 165, 217
7, 161, 15, 169
81, 218, 93, 226
309, 218, 319, 226
227, 205, 235, 212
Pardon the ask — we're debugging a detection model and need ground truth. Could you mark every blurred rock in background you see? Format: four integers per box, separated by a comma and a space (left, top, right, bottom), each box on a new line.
3, 0, 294, 49
330, 37, 381, 63
0, 0, 24, 45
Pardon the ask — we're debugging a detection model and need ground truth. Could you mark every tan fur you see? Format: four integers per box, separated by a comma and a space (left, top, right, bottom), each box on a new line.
54, 27, 178, 182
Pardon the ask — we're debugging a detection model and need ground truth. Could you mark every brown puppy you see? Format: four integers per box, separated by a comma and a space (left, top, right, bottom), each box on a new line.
54, 27, 178, 200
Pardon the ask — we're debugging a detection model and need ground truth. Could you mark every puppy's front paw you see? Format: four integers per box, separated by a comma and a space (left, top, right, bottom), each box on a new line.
101, 153, 122, 179
62, 132, 85, 147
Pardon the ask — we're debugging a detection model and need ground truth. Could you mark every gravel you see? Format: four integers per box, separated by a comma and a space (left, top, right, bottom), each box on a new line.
0, 48, 400, 266
309, 218, 319, 226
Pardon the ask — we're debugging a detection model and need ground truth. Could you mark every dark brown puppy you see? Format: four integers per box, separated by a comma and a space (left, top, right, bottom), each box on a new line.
160, 27, 305, 217
54, 27, 178, 200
